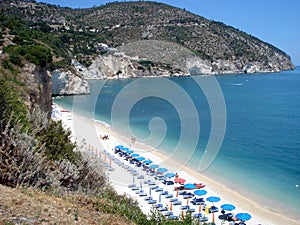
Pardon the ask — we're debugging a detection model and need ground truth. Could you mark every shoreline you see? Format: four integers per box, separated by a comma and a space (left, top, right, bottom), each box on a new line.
53, 102, 300, 225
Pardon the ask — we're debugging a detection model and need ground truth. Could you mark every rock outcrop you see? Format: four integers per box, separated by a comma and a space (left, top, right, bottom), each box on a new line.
21, 62, 52, 115
52, 70, 90, 95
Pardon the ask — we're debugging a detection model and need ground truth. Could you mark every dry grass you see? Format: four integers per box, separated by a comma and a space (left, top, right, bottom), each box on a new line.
0, 184, 135, 225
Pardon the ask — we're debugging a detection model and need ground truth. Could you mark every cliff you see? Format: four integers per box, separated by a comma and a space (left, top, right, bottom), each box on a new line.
22, 62, 52, 114
52, 69, 90, 95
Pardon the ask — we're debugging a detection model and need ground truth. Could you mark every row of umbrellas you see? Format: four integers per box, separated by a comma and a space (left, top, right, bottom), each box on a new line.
116, 145, 172, 176
115, 145, 252, 223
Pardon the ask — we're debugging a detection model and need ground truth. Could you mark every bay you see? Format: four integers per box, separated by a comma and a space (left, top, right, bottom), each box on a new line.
54, 67, 300, 219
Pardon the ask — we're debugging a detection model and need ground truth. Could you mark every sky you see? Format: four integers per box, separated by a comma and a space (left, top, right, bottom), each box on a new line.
37, 0, 300, 65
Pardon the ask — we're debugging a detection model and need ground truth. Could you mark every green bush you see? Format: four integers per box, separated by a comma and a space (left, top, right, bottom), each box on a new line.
0, 79, 30, 131
24, 45, 52, 66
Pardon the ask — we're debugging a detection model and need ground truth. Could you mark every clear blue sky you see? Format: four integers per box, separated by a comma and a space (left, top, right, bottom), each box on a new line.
37, 0, 300, 65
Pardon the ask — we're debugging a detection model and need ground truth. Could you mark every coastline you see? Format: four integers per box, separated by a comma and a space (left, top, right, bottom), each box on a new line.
53, 103, 300, 225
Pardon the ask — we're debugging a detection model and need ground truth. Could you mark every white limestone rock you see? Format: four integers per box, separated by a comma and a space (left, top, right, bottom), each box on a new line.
52, 70, 90, 95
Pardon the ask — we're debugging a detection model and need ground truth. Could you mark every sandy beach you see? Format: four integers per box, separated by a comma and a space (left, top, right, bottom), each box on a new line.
52, 103, 300, 225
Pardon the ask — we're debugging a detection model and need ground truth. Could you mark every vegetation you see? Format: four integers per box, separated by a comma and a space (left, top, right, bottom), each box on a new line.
0, 1, 293, 223
0, 0, 294, 73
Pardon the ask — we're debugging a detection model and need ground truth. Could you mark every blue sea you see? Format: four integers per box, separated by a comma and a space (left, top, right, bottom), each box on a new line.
54, 67, 300, 220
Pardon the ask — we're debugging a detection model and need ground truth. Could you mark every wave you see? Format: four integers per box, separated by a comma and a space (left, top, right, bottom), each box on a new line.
95, 119, 111, 128
226, 82, 244, 86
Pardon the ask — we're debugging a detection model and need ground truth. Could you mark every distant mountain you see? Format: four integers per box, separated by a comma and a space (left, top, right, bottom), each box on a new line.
0, 0, 295, 74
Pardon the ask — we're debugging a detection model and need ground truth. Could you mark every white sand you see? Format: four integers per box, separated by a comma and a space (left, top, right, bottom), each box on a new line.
52, 103, 300, 225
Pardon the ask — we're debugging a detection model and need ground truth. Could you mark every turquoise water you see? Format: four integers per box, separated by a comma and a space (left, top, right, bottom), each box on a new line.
55, 67, 300, 219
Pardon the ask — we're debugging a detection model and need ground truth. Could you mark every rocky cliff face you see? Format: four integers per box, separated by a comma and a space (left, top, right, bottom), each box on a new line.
81, 40, 292, 79
52, 70, 90, 95
21, 62, 52, 115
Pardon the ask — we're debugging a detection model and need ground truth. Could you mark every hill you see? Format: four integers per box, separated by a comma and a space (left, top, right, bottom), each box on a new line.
0, 0, 295, 74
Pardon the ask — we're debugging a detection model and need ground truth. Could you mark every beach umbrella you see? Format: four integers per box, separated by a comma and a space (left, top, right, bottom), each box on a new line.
131, 153, 139, 157
126, 149, 134, 154
122, 147, 129, 151
221, 204, 236, 211
194, 189, 207, 212
164, 173, 176, 178
149, 164, 159, 169
136, 156, 145, 161
157, 168, 168, 173
206, 196, 221, 203
206, 196, 220, 223
184, 183, 196, 189
184, 184, 196, 204
115, 145, 123, 149
143, 159, 153, 165
235, 213, 251, 221
194, 189, 207, 196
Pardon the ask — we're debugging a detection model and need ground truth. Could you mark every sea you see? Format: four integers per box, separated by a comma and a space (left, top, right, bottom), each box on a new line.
54, 66, 300, 220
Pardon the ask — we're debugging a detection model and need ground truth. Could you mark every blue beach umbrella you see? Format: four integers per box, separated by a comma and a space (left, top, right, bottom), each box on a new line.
126, 149, 134, 154
131, 153, 139, 158
143, 159, 153, 165
194, 189, 207, 212
164, 173, 176, 178
149, 164, 159, 169
121, 147, 129, 152
235, 213, 251, 221
206, 196, 221, 203
136, 156, 146, 161
115, 145, 123, 149
157, 168, 168, 173
184, 183, 196, 189
221, 204, 236, 211
194, 189, 207, 196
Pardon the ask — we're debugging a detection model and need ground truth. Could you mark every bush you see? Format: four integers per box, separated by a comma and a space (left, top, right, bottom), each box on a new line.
24, 45, 52, 66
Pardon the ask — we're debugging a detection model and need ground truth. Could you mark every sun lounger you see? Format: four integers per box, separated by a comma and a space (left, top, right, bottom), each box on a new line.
137, 175, 144, 179
131, 186, 139, 190
155, 187, 163, 192
148, 199, 157, 204
144, 179, 152, 184
199, 216, 209, 222
180, 205, 190, 210
191, 197, 205, 205
162, 180, 174, 185
135, 190, 143, 194
165, 194, 173, 198
186, 208, 195, 213
209, 206, 218, 213
193, 213, 202, 218
144, 196, 152, 201
183, 193, 194, 199
154, 203, 163, 208
161, 191, 168, 195
150, 185, 159, 190
139, 192, 147, 196
163, 211, 173, 216
158, 207, 168, 212
179, 190, 188, 195
148, 181, 156, 185
169, 198, 178, 202
173, 201, 182, 205
168, 215, 178, 220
